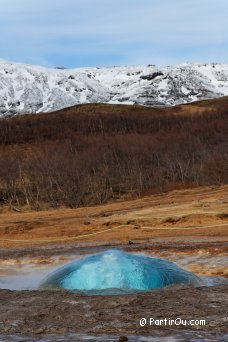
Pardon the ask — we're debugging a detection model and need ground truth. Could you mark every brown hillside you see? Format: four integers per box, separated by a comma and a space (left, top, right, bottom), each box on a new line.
0, 97, 227, 210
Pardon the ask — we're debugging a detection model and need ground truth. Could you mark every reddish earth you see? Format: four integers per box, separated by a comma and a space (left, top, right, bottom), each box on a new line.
0, 185, 227, 248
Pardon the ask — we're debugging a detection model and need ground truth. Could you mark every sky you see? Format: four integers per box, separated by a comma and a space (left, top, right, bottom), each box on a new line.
0, 0, 227, 68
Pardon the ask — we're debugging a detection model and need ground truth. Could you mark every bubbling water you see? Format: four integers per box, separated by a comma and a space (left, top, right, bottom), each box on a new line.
41, 250, 200, 294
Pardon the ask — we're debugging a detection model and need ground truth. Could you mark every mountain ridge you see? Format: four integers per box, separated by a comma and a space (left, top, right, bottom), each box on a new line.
0, 60, 228, 117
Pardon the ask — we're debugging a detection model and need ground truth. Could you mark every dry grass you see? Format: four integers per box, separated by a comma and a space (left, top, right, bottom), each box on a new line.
0, 185, 227, 248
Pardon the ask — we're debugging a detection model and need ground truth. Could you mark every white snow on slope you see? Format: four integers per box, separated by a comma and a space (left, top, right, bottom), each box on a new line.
0, 61, 228, 116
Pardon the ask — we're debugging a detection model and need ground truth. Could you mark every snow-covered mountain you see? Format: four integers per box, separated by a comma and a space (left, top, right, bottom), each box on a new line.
0, 60, 228, 116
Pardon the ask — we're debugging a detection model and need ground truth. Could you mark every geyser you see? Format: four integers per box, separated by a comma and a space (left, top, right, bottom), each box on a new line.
41, 250, 199, 293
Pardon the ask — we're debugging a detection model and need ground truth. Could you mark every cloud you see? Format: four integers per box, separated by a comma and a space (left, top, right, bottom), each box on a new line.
0, 0, 227, 67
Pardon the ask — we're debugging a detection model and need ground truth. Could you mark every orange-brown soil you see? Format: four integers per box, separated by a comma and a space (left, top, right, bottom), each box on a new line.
0, 185, 227, 248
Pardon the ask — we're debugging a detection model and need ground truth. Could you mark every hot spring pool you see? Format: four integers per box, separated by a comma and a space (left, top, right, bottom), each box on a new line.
41, 249, 201, 294
1, 248, 227, 294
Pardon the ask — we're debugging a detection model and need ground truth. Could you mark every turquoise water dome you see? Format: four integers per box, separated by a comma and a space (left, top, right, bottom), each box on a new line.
42, 250, 199, 293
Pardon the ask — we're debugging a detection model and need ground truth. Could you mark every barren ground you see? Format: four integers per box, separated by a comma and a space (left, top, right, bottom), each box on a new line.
0, 185, 227, 248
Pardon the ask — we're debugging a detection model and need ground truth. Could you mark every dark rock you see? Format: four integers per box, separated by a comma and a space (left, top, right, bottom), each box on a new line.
119, 336, 128, 342
140, 72, 164, 81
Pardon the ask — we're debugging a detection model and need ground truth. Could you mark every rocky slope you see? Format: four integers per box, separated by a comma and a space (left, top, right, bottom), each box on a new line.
0, 60, 228, 116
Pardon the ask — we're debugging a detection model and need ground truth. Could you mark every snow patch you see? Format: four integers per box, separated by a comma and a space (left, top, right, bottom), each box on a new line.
0, 61, 228, 116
